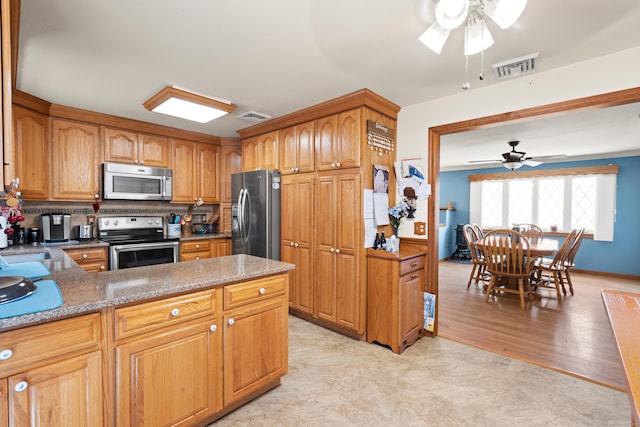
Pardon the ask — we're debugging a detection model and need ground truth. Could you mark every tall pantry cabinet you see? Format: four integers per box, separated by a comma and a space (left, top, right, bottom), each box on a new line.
238, 89, 400, 339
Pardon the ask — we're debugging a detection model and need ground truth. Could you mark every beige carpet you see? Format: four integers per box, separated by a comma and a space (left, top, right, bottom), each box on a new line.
211, 316, 630, 426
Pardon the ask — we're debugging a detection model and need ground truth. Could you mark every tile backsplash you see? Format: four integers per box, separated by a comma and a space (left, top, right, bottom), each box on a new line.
20, 200, 216, 239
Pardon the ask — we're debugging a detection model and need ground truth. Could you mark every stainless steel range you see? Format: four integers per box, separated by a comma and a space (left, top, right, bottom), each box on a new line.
98, 216, 179, 270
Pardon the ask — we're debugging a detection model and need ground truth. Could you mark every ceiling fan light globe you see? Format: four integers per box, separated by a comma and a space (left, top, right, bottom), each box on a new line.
419, 23, 451, 54
503, 161, 523, 171
484, 0, 527, 29
464, 18, 494, 55
435, 0, 470, 29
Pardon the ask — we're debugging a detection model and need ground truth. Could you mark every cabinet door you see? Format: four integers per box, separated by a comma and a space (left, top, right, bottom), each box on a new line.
0, 379, 6, 427
242, 136, 258, 171
213, 238, 231, 257
103, 127, 138, 164
296, 120, 315, 174
223, 297, 286, 405
13, 106, 50, 199
139, 133, 171, 167
9, 351, 103, 427
115, 321, 222, 426
221, 204, 232, 234
335, 173, 361, 331
221, 144, 242, 203
198, 144, 219, 203
400, 269, 424, 343
337, 109, 361, 169
51, 119, 101, 200
257, 131, 279, 170
281, 174, 314, 314
172, 139, 198, 203
279, 125, 297, 175
314, 175, 337, 322
315, 115, 338, 171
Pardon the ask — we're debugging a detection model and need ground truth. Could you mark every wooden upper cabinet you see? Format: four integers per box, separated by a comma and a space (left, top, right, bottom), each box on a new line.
280, 120, 314, 175
221, 143, 242, 203
12, 106, 50, 199
172, 139, 198, 203
51, 119, 101, 200
198, 143, 219, 203
172, 139, 219, 203
242, 131, 278, 171
139, 134, 171, 168
104, 127, 171, 168
316, 109, 361, 171
242, 136, 258, 172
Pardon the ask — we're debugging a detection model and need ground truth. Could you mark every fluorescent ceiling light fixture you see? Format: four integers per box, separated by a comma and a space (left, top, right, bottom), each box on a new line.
143, 86, 235, 123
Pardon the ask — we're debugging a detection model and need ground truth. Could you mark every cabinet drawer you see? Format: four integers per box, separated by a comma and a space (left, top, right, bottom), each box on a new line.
180, 252, 211, 262
181, 239, 212, 253
115, 289, 217, 340
224, 275, 287, 310
0, 313, 101, 377
64, 247, 107, 263
399, 255, 425, 276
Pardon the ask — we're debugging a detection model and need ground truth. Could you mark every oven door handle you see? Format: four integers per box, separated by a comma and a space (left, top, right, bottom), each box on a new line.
111, 240, 180, 253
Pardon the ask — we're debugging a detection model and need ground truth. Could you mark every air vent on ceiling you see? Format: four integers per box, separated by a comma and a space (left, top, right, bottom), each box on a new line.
238, 110, 272, 122
492, 52, 539, 80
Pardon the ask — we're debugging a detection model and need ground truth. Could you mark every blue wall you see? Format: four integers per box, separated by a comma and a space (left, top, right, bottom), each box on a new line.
440, 156, 640, 276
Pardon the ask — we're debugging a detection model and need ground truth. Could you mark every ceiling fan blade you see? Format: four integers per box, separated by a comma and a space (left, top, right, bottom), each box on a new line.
468, 159, 502, 164
526, 154, 567, 161
522, 159, 542, 167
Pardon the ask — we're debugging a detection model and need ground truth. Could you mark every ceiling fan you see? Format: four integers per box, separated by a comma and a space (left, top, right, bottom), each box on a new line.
468, 140, 567, 170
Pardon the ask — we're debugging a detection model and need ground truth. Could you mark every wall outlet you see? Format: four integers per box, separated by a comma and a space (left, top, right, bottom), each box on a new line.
87, 215, 96, 225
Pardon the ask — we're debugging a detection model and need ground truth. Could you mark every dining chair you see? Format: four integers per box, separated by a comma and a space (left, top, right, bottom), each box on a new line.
462, 224, 490, 288
471, 223, 485, 239
481, 229, 533, 310
531, 229, 578, 302
561, 228, 585, 296
516, 223, 544, 243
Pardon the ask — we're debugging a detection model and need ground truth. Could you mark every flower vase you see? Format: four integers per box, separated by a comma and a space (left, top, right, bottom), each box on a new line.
393, 226, 399, 237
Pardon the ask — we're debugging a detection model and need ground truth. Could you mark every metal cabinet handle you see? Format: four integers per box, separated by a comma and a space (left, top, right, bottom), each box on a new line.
210, 325, 217, 332
82, 253, 88, 259
411, 274, 419, 280
290, 242, 295, 247
336, 162, 341, 168
195, 244, 200, 249
228, 318, 235, 326
294, 243, 299, 247
0, 349, 13, 360
100, 265, 106, 270
410, 262, 418, 267
330, 247, 334, 253
195, 256, 200, 261
14, 381, 28, 392
331, 163, 336, 168
259, 288, 266, 295
171, 308, 180, 316
335, 249, 341, 254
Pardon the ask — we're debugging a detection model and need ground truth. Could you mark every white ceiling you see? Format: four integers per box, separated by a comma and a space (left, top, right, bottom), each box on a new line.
16, 0, 640, 169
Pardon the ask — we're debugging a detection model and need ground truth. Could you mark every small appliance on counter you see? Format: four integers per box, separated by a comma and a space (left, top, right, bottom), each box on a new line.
41, 213, 71, 243
78, 224, 94, 240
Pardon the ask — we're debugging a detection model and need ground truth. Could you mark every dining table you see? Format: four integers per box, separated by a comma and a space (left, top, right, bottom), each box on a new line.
471, 237, 559, 298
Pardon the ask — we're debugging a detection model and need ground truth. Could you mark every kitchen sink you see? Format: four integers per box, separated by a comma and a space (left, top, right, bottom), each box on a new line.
0, 252, 52, 264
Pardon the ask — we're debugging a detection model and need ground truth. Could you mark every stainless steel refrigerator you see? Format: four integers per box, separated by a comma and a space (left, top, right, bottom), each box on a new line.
231, 169, 281, 260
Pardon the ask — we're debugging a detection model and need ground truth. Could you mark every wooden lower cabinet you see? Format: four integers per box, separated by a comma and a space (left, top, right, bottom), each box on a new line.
64, 246, 108, 272
222, 276, 288, 406
180, 238, 231, 261
366, 248, 426, 354
115, 319, 222, 426
112, 274, 288, 426
0, 314, 103, 427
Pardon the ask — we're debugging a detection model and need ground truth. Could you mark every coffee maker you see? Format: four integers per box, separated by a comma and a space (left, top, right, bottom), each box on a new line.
41, 213, 71, 242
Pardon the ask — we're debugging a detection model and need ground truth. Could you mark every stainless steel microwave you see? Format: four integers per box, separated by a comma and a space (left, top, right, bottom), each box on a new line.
102, 162, 172, 201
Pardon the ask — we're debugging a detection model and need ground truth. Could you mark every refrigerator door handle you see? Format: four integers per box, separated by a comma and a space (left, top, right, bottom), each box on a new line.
237, 188, 245, 236
243, 188, 252, 240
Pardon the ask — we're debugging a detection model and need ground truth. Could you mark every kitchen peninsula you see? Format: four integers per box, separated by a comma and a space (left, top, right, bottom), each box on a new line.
0, 247, 294, 426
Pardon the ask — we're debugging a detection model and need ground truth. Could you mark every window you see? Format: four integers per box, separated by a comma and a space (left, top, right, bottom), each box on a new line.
469, 166, 617, 241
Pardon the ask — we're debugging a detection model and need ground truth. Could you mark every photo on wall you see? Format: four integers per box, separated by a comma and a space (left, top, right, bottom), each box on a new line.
373, 164, 389, 194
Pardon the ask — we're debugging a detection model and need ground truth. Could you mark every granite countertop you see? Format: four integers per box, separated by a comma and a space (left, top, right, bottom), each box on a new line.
0, 245, 293, 330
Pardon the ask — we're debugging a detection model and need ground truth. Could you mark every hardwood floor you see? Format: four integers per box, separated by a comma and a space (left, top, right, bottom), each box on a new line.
437, 259, 640, 391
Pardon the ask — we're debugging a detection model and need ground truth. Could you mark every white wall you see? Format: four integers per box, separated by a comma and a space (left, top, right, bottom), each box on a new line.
395, 46, 640, 238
